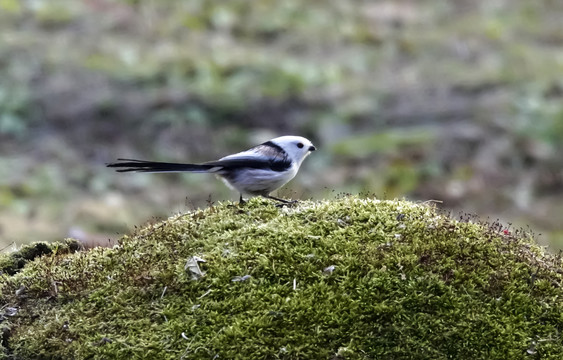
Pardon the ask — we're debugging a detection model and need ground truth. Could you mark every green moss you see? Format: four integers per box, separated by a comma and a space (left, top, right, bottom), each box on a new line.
0, 239, 81, 276
1, 197, 562, 359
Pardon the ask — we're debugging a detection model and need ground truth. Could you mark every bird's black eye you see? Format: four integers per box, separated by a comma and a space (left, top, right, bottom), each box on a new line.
297, 143, 304, 149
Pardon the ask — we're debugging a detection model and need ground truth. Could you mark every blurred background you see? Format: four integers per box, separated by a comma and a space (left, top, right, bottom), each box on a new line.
1, 0, 562, 251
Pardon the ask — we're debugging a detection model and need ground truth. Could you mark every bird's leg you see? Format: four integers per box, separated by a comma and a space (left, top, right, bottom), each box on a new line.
265, 195, 298, 207
239, 193, 246, 205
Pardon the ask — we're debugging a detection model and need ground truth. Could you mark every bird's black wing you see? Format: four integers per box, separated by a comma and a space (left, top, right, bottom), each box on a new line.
205, 156, 292, 172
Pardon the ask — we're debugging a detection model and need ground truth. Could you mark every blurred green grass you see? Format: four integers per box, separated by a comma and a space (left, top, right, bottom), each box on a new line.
1, 0, 562, 250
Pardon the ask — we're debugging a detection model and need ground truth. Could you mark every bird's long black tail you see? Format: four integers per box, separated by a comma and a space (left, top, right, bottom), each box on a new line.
106, 159, 216, 173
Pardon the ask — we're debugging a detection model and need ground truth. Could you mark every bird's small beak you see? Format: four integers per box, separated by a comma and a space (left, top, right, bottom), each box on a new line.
309, 145, 316, 152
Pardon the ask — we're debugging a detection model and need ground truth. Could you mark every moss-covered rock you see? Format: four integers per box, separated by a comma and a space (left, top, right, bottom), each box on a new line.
1, 197, 562, 359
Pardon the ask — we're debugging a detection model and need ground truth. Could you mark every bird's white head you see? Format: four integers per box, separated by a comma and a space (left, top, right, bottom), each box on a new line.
270, 135, 316, 166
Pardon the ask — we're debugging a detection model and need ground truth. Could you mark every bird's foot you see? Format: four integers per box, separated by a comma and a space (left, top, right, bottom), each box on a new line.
265, 195, 298, 207
275, 200, 298, 208
227, 195, 246, 208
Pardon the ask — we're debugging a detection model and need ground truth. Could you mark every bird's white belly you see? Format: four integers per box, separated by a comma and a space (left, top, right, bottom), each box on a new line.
219, 166, 298, 196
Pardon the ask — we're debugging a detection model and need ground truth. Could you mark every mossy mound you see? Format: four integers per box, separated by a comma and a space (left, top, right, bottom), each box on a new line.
1, 197, 562, 359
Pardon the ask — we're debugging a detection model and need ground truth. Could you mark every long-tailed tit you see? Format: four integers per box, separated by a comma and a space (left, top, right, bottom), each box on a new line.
107, 135, 316, 203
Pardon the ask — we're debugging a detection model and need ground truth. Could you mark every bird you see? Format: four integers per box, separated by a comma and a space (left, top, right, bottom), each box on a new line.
107, 135, 316, 204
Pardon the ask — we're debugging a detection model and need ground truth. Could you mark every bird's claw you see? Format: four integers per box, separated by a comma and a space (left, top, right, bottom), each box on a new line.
275, 200, 298, 208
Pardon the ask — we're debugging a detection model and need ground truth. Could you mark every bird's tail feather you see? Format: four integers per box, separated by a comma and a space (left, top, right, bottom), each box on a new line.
106, 159, 216, 173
